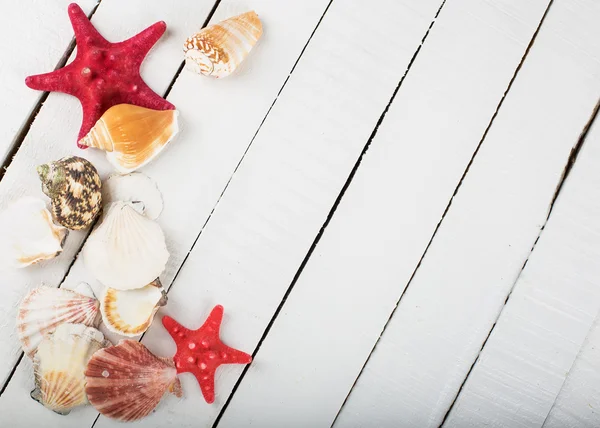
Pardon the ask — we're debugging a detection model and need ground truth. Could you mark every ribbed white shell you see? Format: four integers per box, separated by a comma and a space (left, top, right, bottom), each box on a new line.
83, 202, 169, 290
17, 283, 100, 357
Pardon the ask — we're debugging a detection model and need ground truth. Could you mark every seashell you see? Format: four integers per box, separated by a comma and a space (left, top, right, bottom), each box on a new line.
31, 323, 107, 415
101, 278, 167, 337
37, 156, 102, 230
78, 104, 179, 173
83, 201, 169, 290
184, 11, 263, 78
0, 197, 68, 270
102, 173, 163, 220
85, 340, 182, 422
17, 283, 100, 358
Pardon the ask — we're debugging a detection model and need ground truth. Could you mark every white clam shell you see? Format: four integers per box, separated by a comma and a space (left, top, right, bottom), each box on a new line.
100, 279, 167, 337
102, 173, 163, 220
0, 197, 68, 270
17, 283, 100, 357
83, 201, 169, 290
32, 323, 107, 415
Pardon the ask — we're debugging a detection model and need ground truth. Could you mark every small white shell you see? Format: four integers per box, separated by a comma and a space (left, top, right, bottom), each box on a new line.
0, 197, 68, 270
83, 202, 169, 290
184, 11, 263, 78
102, 173, 163, 220
31, 323, 107, 414
17, 283, 100, 357
100, 278, 167, 337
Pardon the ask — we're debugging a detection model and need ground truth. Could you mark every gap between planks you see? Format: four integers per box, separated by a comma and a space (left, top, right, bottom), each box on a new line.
0, 0, 221, 398
210, 1, 447, 426
323, 0, 556, 425
0, 1, 103, 182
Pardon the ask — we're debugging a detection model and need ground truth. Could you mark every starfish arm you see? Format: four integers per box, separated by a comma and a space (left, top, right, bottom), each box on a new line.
192, 367, 216, 404
162, 315, 189, 338
25, 64, 78, 94
126, 80, 175, 111
221, 344, 253, 365
122, 21, 167, 67
77, 98, 106, 143
68, 3, 108, 47
203, 305, 225, 336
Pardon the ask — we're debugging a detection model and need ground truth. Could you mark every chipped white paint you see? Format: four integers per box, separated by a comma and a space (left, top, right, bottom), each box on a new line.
444, 116, 600, 427
216, 0, 553, 426
0, 0, 96, 164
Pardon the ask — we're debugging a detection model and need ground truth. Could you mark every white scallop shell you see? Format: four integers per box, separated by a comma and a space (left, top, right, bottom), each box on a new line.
83, 201, 169, 290
31, 323, 107, 414
0, 197, 68, 270
102, 173, 163, 220
17, 283, 100, 357
100, 278, 167, 337
183, 11, 263, 78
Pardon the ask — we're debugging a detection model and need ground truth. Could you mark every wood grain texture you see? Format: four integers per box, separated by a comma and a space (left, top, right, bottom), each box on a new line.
0, 0, 217, 396
215, 0, 553, 426
0, 0, 335, 426
444, 114, 600, 428
545, 311, 600, 428
0, 0, 96, 165
92, 1, 448, 427
334, 0, 600, 426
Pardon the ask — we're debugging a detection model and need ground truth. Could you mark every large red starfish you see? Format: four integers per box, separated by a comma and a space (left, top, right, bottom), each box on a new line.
25, 3, 174, 148
162, 305, 252, 404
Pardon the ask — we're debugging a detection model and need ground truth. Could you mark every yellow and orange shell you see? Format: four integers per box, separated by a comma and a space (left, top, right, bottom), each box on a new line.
85, 340, 182, 422
78, 104, 179, 173
184, 11, 263, 78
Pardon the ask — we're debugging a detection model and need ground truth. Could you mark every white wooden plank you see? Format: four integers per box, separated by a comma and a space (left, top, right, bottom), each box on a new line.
545, 312, 600, 428
0, 0, 335, 426
333, 0, 600, 426
215, 0, 554, 426
444, 115, 600, 427
0, 0, 218, 393
92, 1, 448, 427
0, 0, 96, 164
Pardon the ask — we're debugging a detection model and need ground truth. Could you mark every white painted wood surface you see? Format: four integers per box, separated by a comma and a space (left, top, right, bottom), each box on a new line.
334, 0, 600, 426
0, 0, 96, 164
216, 0, 553, 426
444, 113, 600, 427
0, 0, 600, 427
545, 312, 600, 428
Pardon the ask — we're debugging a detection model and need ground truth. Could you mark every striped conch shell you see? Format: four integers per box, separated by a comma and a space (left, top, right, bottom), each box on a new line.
78, 104, 179, 173
184, 11, 263, 78
100, 278, 167, 337
85, 340, 182, 422
17, 283, 100, 357
31, 323, 107, 414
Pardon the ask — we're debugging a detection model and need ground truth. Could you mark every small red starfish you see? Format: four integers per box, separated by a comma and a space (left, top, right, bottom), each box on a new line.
162, 305, 252, 404
25, 3, 174, 148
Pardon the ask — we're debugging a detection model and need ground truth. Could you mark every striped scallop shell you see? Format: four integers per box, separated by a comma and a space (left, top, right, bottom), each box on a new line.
183, 11, 263, 78
85, 340, 182, 422
17, 283, 100, 357
100, 278, 167, 337
31, 323, 107, 414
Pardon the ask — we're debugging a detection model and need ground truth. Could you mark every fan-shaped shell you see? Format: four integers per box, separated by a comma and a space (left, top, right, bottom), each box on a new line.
17, 283, 100, 357
79, 104, 179, 173
102, 173, 163, 220
101, 278, 167, 337
37, 156, 102, 230
184, 11, 263, 78
31, 323, 107, 415
0, 197, 68, 270
85, 340, 182, 422
83, 201, 169, 290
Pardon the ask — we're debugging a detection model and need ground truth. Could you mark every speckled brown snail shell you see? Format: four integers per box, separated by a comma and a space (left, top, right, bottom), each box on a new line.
37, 156, 102, 230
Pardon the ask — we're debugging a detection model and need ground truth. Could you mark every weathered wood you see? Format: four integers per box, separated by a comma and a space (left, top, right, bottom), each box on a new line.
334, 0, 600, 426
215, 0, 554, 426
0, 0, 96, 166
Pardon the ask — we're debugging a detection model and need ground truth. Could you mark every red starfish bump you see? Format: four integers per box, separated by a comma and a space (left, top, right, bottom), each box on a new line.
25, 3, 175, 148
162, 305, 252, 404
